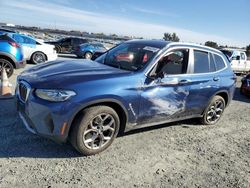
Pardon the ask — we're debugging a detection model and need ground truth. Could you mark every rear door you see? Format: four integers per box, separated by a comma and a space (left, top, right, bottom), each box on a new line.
187, 49, 220, 115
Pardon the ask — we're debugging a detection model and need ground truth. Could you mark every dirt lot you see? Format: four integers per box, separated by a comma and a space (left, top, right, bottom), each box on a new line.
0, 58, 250, 187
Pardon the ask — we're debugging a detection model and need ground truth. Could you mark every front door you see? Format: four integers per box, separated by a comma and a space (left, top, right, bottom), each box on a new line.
139, 48, 191, 124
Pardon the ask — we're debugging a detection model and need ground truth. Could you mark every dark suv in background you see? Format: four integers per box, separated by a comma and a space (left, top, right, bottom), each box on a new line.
45, 37, 89, 53
17, 40, 236, 155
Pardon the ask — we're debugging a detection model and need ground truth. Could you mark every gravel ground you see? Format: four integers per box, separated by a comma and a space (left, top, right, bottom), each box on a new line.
0, 57, 250, 187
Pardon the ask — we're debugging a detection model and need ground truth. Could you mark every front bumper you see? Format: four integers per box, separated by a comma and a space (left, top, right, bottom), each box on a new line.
16, 83, 79, 143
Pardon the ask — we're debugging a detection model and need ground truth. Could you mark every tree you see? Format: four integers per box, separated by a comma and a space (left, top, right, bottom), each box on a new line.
246, 44, 250, 57
163, 32, 180, 42
205, 41, 218, 48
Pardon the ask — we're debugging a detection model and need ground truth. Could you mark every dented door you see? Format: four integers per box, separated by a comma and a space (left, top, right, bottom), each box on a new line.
138, 76, 191, 124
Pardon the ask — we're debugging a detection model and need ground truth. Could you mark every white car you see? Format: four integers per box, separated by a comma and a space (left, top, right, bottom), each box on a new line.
9, 33, 57, 64
220, 48, 250, 73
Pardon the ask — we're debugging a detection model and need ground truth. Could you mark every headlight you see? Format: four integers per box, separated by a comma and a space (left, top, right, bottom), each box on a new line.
35, 89, 76, 102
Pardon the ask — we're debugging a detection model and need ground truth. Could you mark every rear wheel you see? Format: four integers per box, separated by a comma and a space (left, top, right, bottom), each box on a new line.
0, 58, 14, 78
70, 106, 120, 155
201, 95, 225, 125
84, 52, 92, 59
31, 52, 46, 64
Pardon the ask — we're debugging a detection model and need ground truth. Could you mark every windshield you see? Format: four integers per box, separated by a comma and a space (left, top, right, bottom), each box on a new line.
96, 42, 160, 71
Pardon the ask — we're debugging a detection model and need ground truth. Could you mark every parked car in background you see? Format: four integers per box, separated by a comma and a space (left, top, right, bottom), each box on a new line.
73, 43, 107, 59
220, 48, 250, 73
0, 34, 25, 77
0, 28, 16, 35
8, 33, 57, 64
17, 40, 236, 155
45, 37, 89, 53
240, 73, 250, 97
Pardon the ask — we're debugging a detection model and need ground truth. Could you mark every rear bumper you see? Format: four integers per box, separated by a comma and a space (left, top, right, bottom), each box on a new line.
15, 59, 26, 69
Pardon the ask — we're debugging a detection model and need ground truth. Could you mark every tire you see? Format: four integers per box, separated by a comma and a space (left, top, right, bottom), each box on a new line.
31, 52, 46, 64
69, 106, 120, 155
200, 95, 225, 125
0, 58, 14, 78
240, 85, 244, 95
84, 52, 92, 59
55, 46, 61, 53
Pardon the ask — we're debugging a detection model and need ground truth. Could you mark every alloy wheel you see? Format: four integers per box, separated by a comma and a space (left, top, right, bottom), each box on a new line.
82, 113, 115, 150
33, 53, 45, 64
206, 99, 225, 124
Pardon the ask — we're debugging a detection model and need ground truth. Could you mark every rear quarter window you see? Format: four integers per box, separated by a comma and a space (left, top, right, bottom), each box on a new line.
214, 54, 226, 70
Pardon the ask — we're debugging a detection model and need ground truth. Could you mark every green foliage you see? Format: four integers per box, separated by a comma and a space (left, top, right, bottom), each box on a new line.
246, 44, 250, 57
163, 32, 180, 42
205, 41, 218, 48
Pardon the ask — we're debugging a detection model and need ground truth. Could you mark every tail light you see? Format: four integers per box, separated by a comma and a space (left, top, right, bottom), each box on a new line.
8, 41, 21, 48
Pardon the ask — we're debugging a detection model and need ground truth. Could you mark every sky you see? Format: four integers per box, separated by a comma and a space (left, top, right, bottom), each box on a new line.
0, 0, 249, 47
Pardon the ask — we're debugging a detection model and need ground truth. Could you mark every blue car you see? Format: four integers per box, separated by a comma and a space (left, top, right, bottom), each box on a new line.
73, 42, 107, 59
16, 40, 236, 155
0, 34, 25, 77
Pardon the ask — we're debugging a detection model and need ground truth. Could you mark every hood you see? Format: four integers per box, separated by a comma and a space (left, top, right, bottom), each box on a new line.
18, 60, 128, 88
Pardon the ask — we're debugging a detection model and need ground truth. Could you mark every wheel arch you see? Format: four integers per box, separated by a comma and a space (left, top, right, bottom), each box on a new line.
67, 99, 129, 138
202, 90, 229, 116
0, 53, 16, 68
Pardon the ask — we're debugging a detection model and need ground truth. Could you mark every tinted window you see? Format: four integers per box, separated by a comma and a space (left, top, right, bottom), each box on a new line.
157, 49, 189, 75
193, 50, 210, 73
214, 54, 226, 70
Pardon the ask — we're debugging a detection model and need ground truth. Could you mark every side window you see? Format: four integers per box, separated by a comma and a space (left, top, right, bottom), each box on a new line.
22, 36, 36, 45
156, 49, 189, 75
240, 53, 246, 60
214, 54, 226, 70
63, 38, 71, 44
193, 50, 210, 73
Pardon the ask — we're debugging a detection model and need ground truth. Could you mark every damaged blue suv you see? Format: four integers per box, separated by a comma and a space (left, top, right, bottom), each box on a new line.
17, 40, 236, 155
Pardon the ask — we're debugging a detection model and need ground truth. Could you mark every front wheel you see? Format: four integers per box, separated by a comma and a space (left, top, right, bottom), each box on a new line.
200, 95, 225, 125
70, 106, 120, 155
31, 52, 46, 64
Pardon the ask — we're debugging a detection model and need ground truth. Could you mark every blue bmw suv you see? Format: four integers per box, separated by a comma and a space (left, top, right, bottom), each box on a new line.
16, 40, 236, 155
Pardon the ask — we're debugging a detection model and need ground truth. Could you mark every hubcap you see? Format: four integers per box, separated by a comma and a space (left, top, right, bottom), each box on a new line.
85, 53, 92, 59
206, 99, 224, 124
83, 113, 115, 150
0, 61, 12, 77
34, 53, 45, 63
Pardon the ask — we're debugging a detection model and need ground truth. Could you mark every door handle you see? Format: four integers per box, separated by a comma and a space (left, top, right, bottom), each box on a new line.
178, 79, 191, 85
213, 77, 220, 81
